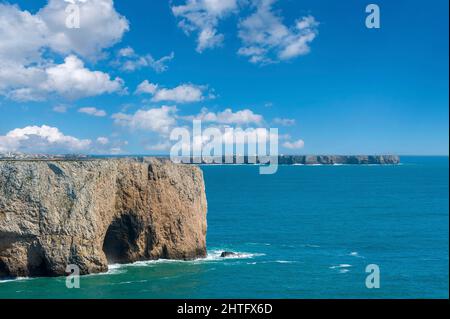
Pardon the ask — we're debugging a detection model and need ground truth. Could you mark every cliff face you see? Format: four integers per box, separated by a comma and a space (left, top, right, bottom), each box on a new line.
277, 155, 400, 165
0, 158, 207, 278
172, 155, 400, 165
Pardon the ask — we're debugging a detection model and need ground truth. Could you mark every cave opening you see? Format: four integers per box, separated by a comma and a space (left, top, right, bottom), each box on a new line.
102, 214, 141, 264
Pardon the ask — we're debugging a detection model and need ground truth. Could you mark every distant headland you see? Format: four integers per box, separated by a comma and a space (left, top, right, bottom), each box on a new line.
0, 153, 400, 165
178, 154, 401, 165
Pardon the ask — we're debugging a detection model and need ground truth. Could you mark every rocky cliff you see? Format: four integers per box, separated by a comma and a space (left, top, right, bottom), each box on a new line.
175, 155, 400, 165
277, 155, 400, 165
0, 158, 207, 278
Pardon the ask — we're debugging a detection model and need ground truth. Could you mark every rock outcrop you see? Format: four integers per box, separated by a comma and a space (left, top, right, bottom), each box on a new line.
0, 158, 207, 278
220, 251, 236, 258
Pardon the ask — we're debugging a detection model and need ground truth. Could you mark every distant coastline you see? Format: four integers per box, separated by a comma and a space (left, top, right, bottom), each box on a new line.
0, 153, 400, 165
190, 155, 401, 165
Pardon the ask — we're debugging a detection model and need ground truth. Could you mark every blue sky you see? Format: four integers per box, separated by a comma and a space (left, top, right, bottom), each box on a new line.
0, 0, 448, 155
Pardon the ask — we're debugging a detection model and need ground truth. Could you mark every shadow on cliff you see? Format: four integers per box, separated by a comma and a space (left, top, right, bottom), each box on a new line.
102, 214, 151, 264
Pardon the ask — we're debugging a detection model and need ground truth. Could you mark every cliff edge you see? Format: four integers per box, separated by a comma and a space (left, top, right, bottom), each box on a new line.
0, 158, 207, 278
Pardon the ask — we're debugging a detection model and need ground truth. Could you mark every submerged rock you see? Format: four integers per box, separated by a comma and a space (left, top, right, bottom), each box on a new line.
0, 157, 207, 278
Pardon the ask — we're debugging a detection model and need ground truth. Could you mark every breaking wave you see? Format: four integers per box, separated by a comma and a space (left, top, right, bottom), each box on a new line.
0, 277, 33, 284
106, 249, 265, 270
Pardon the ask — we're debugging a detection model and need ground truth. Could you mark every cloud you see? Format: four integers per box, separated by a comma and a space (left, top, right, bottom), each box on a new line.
153, 84, 206, 103
221, 127, 278, 146
135, 80, 159, 95
0, 1, 128, 101
273, 117, 295, 126
0, 55, 125, 102
170, 0, 318, 64
112, 106, 178, 134
1, 55, 125, 101
78, 107, 107, 117
37, 0, 129, 60
0, 0, 128, 62
144, 141, 172, 151
0, 125, 127, 154
5, 87, 46, 102
186, 107, 264, 125
237, 0, 318, 64
96, 136, 110, 145
114, 46, 174, 73
171, 0, 238, 52
52, 104, 69, 113
0, 62, 48, 101
135, 80, 209, 103
117, 46, 134, 57
282, 139, 305, 149
45, 55, 125, 99
0, 3, 48, 65
0, 125, 91, 153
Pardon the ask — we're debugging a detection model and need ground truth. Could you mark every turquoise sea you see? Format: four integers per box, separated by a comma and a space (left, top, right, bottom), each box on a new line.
0, 156, 448, 299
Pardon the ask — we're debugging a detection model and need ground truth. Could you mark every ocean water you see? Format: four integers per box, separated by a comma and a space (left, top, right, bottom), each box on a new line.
0, 156, 448, 299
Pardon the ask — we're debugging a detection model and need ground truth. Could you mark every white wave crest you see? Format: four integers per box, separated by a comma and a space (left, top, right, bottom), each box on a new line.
105, 249, 265, 270
203, 250, 265, 261
0, 277, 33, 284
329, 264, 352, 269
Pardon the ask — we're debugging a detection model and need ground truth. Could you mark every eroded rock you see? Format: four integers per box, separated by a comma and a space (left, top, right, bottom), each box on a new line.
0, 157, 207, 278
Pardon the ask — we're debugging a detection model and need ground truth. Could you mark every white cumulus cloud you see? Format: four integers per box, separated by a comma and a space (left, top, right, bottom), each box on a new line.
0, 0, 128, 101
171, 0, 238, 52
114, 46, 174, 73
282, 139, 305, 149
112, 106, 178, 134
135, 80, 209, 103
0, 0, 128, 62
45, 55, 125, 99
96, 136, 110, 145
0, 125, 91, 153
37, 0, 129, 60
171, 0, 318, 65
78, 106, 107, 117
153, 84, 206, 103
238, 0, 318, 64
135, 80, 159, 95
2, 55, 125, 101
187, 107, 264, 125
0, 3, 48, 65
